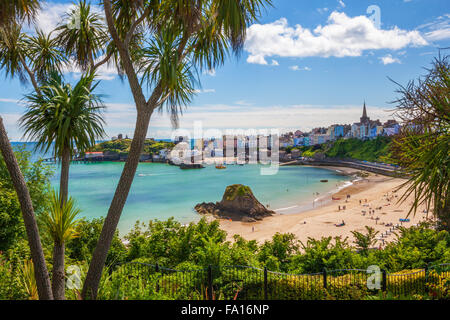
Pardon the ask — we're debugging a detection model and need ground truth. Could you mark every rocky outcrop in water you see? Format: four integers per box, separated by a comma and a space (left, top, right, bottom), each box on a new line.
195, 184, 275, 222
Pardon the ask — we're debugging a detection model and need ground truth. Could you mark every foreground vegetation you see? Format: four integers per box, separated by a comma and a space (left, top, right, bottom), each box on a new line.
1, 148, 449, 300
1, 214, 449, 300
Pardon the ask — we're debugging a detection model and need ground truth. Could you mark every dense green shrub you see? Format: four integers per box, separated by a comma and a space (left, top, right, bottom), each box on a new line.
0, 146, 53, 251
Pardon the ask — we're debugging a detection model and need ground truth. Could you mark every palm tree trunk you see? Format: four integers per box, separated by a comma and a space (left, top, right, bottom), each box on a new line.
52, 241, 65, 300
0, 117, 53, 300
81, 108, 152, 299
59, 146, 71, 204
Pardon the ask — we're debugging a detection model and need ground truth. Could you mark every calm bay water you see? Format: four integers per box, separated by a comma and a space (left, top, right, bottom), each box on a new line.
12, 142, 350, 235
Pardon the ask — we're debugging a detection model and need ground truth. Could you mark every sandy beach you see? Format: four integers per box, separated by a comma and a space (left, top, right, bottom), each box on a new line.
218, 166, 431, 246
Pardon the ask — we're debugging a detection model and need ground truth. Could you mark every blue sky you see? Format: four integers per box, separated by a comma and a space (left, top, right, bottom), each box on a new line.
0, 0, 449, 140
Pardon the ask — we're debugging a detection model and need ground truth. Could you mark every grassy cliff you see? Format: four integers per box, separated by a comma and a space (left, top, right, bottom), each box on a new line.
91, 139, 175, 156
298, 136, 393, 163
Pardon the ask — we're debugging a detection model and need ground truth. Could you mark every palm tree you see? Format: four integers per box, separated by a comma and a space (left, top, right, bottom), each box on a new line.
55, 0, 109, 72
0, 118, 53, 299
0, 0, 41, 26
19, 72, 106, 205
24, 29, 68, 84
391, 56, 450, 229
0, 24, 66, 93
82, 0, 272, 299
40, 190, 81, 300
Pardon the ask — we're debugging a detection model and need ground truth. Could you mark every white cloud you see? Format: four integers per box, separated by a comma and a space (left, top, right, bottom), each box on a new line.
418, 14, 450, 41
24, 2, 74, 34
380, 54, 401, 65
235, 100, 253, 106
338, 1, 346, 9
203, 69, 216, 76
62, 57, 118, 81
289, 65, 311, 71
245, 12, 428, 65
3, 100, 396, 140
0, 98, 20, 104
194, 89, 216, 94
247, 54, 268, 65
270, 60, 279, 66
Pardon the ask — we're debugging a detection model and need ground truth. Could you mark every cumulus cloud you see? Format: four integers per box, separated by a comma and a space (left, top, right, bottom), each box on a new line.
380, 54, 401, 65
245, 12, 428, 65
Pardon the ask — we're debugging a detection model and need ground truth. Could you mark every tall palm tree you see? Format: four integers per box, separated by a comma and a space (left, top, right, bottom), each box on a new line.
0, 0, 41, 26
0, 118, 53, 299
82, 0, 272, 299
40, 190, 81, 300
19, 72, 106, 206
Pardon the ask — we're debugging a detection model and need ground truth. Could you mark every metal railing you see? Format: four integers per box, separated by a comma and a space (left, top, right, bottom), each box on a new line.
107, 262, 450, 300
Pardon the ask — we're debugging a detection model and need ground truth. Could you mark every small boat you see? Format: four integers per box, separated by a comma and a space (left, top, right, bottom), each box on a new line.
180, 163, 205, 170
215, 165, 227, 169
320, 180, 329, 183
332, 197, 341, 201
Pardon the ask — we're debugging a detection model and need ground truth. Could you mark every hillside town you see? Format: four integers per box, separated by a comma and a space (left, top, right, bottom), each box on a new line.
81, 102, 400, 165
278, 102, 400, 148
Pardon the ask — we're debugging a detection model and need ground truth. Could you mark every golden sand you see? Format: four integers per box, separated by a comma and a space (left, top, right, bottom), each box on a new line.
216, 167, 431, 246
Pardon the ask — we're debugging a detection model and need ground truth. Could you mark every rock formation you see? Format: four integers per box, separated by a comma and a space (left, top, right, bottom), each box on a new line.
195, 184, 274, 222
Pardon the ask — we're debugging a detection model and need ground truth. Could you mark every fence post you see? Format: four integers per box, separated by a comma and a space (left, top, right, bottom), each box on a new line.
264, 267, 268, 300
323, 268, 327, 289
424, 263, 429, 294
382, 269, 387, 292
207, 265, 213, 300
155, 262, 160, 293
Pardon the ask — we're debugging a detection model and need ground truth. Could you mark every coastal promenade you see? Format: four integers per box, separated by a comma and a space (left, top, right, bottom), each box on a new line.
283, 158, 406, 178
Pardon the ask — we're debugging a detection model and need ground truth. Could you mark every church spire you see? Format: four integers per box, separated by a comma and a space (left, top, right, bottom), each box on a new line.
360, 101, 369, 124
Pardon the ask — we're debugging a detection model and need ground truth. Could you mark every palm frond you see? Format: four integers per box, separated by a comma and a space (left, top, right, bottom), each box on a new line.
0, 23, 28, 84
55, 0, 109, 71
19, 72, 106, 158
40, 190, 81, 244
0, 0, 41, 26
24, 29, 68, 84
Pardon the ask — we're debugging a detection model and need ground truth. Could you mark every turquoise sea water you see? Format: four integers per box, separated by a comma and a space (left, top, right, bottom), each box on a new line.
12, 142, 350, 235
51, 162, 349, 235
